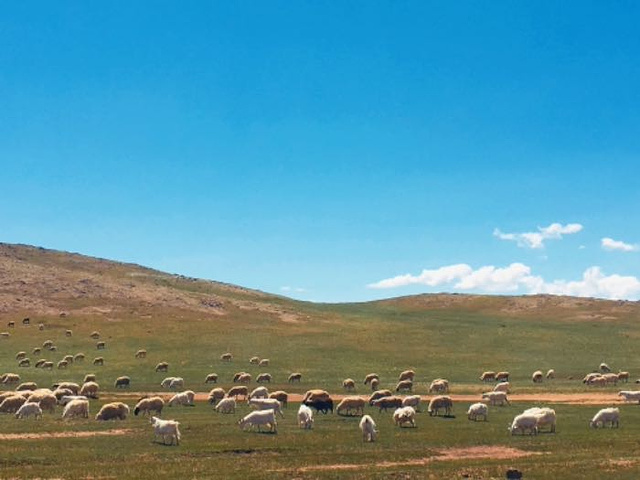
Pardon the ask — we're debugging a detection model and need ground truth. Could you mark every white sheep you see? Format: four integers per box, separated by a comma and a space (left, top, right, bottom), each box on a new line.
402, 395, 421, 411
248, 398, 284, 417
532, 370, 544, 383
342, 378, 356, 391
95, 402, 130, 421
134, 396, 165, 416
618, 391, 640, 404
427, 395, 453, 416
590, 408, 619, 428
482, 391, 510, 406
59, 395, 88, 406
359, 414, 377, 442
238, 409, 277, 433
297, 404, 314, 429
509, 413, 539, 435
524, 407, 556, 433
546, 369, 555, 379
208, 388, 226, 405
15, 402, 43, 419
600, 363, 612, 373
493, 382, 510, 393
0, 395, 27, 413
214, 397, 236, 414
467, 402, 488, 421
393, 406, 416, 427
62, 399, 89, 419
79, 381, 99, 399
169, 377, 185, 390
150, 416, 181, 445
428, 379, 449, 394
249, 386, 269, 400
336, 396, 365, 416
168, 390, 195, 407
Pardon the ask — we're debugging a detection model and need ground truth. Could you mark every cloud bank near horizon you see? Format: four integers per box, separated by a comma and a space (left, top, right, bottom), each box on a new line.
494, 222, 583, 249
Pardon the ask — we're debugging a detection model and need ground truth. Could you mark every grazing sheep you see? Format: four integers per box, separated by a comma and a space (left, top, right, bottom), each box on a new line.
402, 395, 422, 411
480, 371, 496, 382
370, 378, 380, 391
59, 395, 88, 406
22, 318, 30, 325
18, 358, 30, 367
237, 373, 252, 384
135, 349, 147, 359
546, 369, 555, 379
249, 356, 260, 365
342, 378, 356, 391
90, 331, 100, 340
48, 345, 57, 352
79, 382, 100, 399
359, 415, 377, 442
249, 398, 284, 417
114, 376, 131, 389
600, 363, 612, 373
134, 396, 164, 416
618, 391, 640, 404
509, 413, 539, 435
482, 391, 510, 406
207, 388, 226, 405
15, 351, 27, 361
33, 348, 41, 356
168, 391, 195, 407
42, 340, 54, 349
583, 372, 601, 384
227, 386, 249, 400
303, 398, 334, 414
65, 329, 72, 337
238, 409, 277, 433
57, 382, 80, 395
93, 357, 104, 366
364, 373, 379, 385
83, 374, 97, 383
74, 353, 85, 362
288, 372, 302, 383
0, 332, 10, 338
220, 352, 233, 362
249, 386, 269, 400
259, 358, 270, 367
297, 404, 314, 429
28, 392, 57, 413
371, 396, 403, 413
214, 397, 236, 414
63, 355, 74, 364
0, 395, 27, 413
427, 395, 453, 417
204, 373, 218, 384
603, 373, 619, 385
155, 362, 169, 373
395, 380, 413, 393
15, 402, 43, 420
232, 371, 247, 383
302, 389, 331, 403
336, 396, 366, 416
150, 416, 181, 445
496, 371, 510, 382
1, 373, 20, 385
524, 407, 556, 433
618, 371, 630, 383
368, 389, 393, 406
532, 370, 544, 383
96, 402, 129, 421
7, 321, 14, 328
268, 391, 289, 408
590, 408, 619, 428
57, 360, 68, 370
16, 382, 37, 392
53, 388, 74, 402
0, 392, 20, 402
393, 406, 416, 427
35, 359, 46, 368
467, 402, 488, 421
398, 370, 415, 382
588, 376, 607, 387
493, 382, 510, 393
96, 342, 105, 351
62, 399, 89, 419
161, 377, 183, 390
256, 373, 272, 383
429, 379, 449, 394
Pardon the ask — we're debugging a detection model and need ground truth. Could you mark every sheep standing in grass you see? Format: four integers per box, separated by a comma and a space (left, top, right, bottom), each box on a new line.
74, 353, 85, 362
546, 369, 555, 379
509, 413, 539, 435
150, 416, 181, 445
427, 395, 453, 417
18, 359, 30, 367
618, 391, 640, 404
467, 402, 488, 421
297, 404, 314, 429
370, 378, 380, 391
493, 382, 510, 393
15, 352, 27, 361
368, 389, 393, 406
480, 371, 496, 382
618, 371, 630, 383
342, 378, 356, 391
249, 398, 284, 417
214, 397, 236, 414
90, 331, 100, 340
524, 407, 556, 433
249, 356, 260, 365
168, 391, 195, 407
496, 371, 510, 382
227, 386, 248, 400
364, 373, 379, 385
96, 402, 129, 421
237, 373, 252, 384
268, 391, 288, 408
0, 395, 27, 413
220, 352, 233, 362
288, 372, 302, 383
114, 376, 130, 389
532, 370, 544, 383
482, 391, 510, 406
27, 392, 57, 414
57, 360, 68, 370
259, 359, 270, 367
204, 373, 218, 384
395, 380, 413, 393
600, 363, 612, 373
359, 415, 377, 442
62, 399, 89, 419
249, 386, 269, 400
393, 406, 416, 427
429, 379, 449, 394
336, 397, 365, 416
238, 409, 277, 433
134, 397, 165, 416
590, 408, 620, 428
371, 396, 403, 413
93, 357, 104, 366
402, 395, 421, 411
79, 382, 99, 399
135, 349, 147, 359
207, 388, 226, 405
398, 370, 415, 382
155, 362, 169, 373
16, 382, 37, 391
256, 373, 272, 384
15, 402, 43, 419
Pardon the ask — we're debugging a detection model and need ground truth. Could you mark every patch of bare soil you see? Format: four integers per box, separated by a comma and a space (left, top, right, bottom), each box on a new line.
0, 428, 133, 440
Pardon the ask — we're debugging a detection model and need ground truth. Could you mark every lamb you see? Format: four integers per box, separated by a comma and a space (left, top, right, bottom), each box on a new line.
496, 371, 510, 382
249, 386, 269, 400
249, 398, 284, 417
259, 359, 270, 367
297, 404, 314, 429
359, 414, 377, 442
467, 402, 488, 421
220, 352, 233, 362
393, 406, 416, 427
288, 372, 302, 383
227, 386, 249, 400
204, 373, 218, 384
155, 362, 169, 372
207, 388, 226, 405
15, 402, 43, 419
62, 399, 89, 419
429, 379, 449, 394
0, 395, 27, 413
336, 396, 366, 416
363, 373, 379, 385
395, 379, 413, 393
428, 395, 453, 417
238, 409, 277, 433
546, 369, 555, 379
482, 391, 510, 406
135, 349, 147, 359
523, 407, 556, 433
16, 382, 38, 391
93, 357, 104, 366
256, 373, 272, 383
134, 396, 165, 416
398, 370, 415, 382
402, 395, 421, 411
618, 391, 640, 404
95, 402, 130, 421
493, 382, 510, 393
168, 390, 195, 407
480, 371, 496, 382
371, 396, 403, 413
79, 382, 99, 399
590, 407, 620, 428
368, 389, 393, 405
268, 391, 289, 408
342, 378, 356, 391
114, 376, 131, 389
509, 413, 539, 435
150, 416, 181, 445
214, 397, 236, 414
532, 370, 544, 383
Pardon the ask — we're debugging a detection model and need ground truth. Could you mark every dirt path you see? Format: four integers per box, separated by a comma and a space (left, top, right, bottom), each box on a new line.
0, 428, 133, 440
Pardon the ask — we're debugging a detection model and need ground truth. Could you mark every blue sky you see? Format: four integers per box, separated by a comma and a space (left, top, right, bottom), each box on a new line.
2, 2, 639, 302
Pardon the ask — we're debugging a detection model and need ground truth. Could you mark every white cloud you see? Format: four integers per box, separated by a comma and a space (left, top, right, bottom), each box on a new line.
280, 286, 307, 293
280, 286, 291, 292
601, 237, 638, 252
494, 223, 583, 249
368, 263, 640, 300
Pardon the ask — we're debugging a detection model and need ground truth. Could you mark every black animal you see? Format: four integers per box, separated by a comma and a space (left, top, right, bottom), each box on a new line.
304, 399, 334, 414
